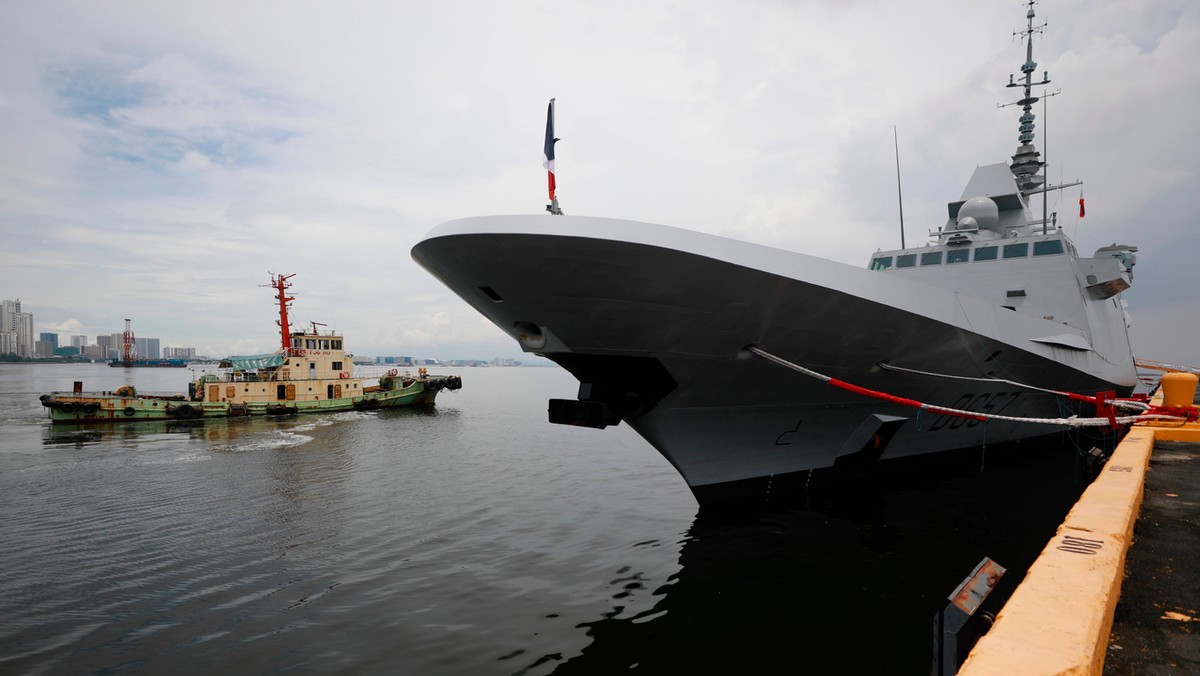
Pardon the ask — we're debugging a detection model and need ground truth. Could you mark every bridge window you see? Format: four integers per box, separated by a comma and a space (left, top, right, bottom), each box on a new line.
1033, 240, 1065, 256
1003, 243, 1029, 259
920, 251, 943, 266
947, 249, 969, 264
974, 246, 998, 261
897, 254, 917, 268
870, 256, 893, 270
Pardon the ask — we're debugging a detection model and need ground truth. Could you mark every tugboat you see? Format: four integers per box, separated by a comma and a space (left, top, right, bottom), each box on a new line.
40, 274, 461, 423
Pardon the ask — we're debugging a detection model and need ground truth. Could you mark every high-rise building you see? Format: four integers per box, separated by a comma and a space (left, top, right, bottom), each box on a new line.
2, 300, 34, 357
71, 335, 87, 350
134, 337, 162, 360
39, 332, 59, 349
0, 332, 18, 355
107, 333, 123, 359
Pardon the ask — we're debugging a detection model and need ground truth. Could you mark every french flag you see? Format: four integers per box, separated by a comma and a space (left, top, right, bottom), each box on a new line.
543, 99, 558, 200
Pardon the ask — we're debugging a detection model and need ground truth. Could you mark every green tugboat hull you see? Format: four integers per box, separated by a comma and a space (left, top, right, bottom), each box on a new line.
41, 376, 462, 423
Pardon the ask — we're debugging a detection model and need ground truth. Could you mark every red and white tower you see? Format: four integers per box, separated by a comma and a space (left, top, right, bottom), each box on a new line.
121, 318, 137, 364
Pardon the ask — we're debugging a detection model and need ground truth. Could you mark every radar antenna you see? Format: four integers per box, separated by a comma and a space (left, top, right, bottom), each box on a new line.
997, 1, 1083, 229
1004, 0, 1051, 193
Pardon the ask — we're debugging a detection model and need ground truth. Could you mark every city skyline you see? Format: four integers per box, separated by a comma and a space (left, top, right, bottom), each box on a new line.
4, 296, 529, 363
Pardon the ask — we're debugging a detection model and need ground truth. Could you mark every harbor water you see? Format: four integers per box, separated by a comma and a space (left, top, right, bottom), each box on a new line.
0, 363, 1104, 674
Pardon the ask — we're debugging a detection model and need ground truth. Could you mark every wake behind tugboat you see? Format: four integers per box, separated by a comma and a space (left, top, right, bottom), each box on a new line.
412, 1, 1141, 505
39, 273, 460, 423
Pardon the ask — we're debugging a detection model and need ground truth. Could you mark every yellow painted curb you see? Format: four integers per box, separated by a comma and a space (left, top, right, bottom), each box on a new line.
1141, 424, 1200, 442
958, 428, 1155, 675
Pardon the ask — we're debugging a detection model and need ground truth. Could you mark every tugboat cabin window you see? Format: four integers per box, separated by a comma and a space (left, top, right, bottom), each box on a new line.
332, 340, 342, 350
947, 249, 970, 264
920, 251, 943, 266
306, 339, 317, 349
870, 256, 893, 270
974, 246, 998, 261
332, 361, 343, 371
1003, 243, 1029, 259
1033, 241, 1065, 256
896, 254, 917, 268
320, 340, 330, 350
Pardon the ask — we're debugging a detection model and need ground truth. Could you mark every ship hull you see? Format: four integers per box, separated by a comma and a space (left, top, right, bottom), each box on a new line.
41, 375, 461, 423
413, 215, 1136, 501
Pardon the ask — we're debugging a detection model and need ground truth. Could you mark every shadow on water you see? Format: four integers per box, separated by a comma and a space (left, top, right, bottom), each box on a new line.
549, 430, 1118, 675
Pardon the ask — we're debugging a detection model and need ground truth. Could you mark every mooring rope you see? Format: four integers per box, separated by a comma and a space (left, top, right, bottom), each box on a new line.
745, 345, 1188, 428
876, 361, 1150, 412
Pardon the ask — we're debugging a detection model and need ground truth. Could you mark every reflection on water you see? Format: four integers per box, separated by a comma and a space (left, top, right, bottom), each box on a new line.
553, 438, 1099, 674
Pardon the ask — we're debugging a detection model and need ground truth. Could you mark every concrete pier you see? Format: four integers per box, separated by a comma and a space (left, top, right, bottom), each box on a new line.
1104, 439, 1199, 674
958, 380, 1199, 675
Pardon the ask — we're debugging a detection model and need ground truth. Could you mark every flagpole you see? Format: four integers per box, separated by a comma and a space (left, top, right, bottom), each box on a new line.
544, 98, 563, 215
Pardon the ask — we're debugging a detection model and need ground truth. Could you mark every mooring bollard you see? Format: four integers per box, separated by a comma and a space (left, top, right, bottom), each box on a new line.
1161, 371, 1199, 407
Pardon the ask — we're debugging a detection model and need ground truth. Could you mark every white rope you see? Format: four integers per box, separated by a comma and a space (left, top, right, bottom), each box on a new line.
1136, 358, 1200, 375
877, 361, 1150, 412
746, 345, 829, 383
747, 345, 1186, 428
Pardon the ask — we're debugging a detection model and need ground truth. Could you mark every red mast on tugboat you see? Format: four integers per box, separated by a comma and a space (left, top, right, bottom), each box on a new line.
268, 273, 296, 355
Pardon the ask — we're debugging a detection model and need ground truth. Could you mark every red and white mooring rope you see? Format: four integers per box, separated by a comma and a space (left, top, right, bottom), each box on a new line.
746, 345, 1192, 429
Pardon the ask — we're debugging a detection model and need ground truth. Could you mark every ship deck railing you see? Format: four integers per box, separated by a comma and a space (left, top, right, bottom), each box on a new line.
195, 367, 424, 383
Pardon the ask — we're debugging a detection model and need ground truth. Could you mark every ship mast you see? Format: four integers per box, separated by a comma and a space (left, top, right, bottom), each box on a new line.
269, 273, 296, 354
1005, 0, 1051, 194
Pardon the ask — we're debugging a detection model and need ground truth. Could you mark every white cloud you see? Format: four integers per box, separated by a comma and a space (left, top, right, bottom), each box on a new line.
177, 150, 214, 172
43, 319, 84, 333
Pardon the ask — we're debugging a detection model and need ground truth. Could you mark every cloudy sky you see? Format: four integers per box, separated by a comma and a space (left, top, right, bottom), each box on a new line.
1, 0, 1196, 365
